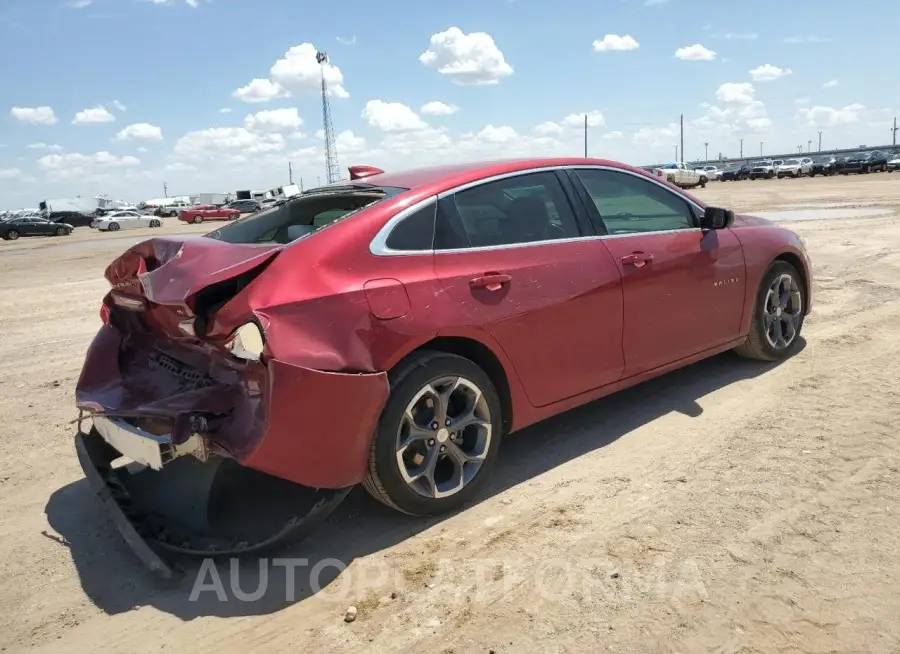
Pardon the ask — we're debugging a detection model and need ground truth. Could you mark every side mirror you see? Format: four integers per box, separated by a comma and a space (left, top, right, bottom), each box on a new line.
700, 206, 734, 230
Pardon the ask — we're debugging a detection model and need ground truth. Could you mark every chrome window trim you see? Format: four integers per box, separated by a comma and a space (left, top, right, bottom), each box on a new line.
367, 196, 438, 256
368, 164, 704, 257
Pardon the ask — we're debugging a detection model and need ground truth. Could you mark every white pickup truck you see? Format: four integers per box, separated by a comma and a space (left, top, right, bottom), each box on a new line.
652, 162, 708, 189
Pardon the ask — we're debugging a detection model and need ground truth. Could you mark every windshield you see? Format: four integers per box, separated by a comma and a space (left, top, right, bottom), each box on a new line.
783, 159, 800, 165
753, 161, 772, 167
661, 163, 678, 169
205, 185, 407, 245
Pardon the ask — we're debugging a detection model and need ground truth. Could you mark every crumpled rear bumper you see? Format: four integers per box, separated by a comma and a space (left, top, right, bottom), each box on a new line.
76, 326, 390, 489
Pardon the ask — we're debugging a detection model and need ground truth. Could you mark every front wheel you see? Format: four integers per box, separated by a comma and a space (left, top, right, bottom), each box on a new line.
5, 229, 19, 240
192, 216, 203, 224
735, 261, 806, 362
149, 219, 161, 228
55, 227, 67, 236
362, 352, 503, 517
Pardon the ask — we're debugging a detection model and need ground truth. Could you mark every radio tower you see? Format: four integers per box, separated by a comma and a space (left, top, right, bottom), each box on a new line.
316, 50, 341, 184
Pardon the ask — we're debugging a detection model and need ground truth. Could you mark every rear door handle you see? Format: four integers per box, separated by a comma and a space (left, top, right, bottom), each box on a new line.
470, 273, 512, 291
621, 252, 654, 268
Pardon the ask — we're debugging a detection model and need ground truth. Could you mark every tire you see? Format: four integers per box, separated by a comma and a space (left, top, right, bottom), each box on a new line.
362, 351, 504, 517
734, 261, 806, 362
149, 219, 161, 228
193, 216, 203, 224
699, 176, 707, 188
107, 222, 120, 231
5, 229, 19, 240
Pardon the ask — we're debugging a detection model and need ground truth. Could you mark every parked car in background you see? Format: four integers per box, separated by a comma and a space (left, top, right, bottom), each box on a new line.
749, 160, 776, 180
154, 201, 192, 217
776, 158, 813, 178
836, 150, 888, 174
652, 162, 708, 188
73, 156, 812, 575
226, 199, 262, 214
1, 216, 73, 240
695, 165, 720, 181
887, 152, 900, 172
719, 164, 751, 181
178, 204, 241, 224
47, 210, 94, 228
92, 211, 163, 232
809, 156, 838, 176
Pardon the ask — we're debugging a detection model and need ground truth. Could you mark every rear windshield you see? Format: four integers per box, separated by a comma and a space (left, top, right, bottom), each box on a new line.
205, 185, 407, 245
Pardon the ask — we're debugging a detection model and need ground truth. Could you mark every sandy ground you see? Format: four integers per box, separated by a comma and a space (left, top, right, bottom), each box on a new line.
2, 175, 900, 653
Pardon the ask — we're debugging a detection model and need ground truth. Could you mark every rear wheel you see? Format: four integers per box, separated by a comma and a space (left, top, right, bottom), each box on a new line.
193, 216, 203, 224
362, 352, 503, 516
107, 222, 120, 231
735, 261, 806, 362
5, 229, 19, 240
149, 219, 161, 228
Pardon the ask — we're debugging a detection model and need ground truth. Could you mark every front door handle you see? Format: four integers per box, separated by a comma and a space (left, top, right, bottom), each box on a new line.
470, 273, 512, 291
621, 252, 654, 268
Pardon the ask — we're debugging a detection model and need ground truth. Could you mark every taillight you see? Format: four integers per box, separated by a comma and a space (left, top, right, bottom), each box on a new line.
100, 303, 111, 324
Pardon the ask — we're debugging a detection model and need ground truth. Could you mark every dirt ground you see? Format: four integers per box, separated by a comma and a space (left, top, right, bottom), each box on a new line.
2, 174, 900, 653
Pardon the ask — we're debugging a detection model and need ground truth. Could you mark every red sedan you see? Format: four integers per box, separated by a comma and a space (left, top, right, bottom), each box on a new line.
178, 204, 240, 224
74, 157, 811, 573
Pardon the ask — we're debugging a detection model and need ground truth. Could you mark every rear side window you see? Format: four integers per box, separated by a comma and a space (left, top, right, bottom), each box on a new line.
385, 202, 435, 251
435, 171, 580, 250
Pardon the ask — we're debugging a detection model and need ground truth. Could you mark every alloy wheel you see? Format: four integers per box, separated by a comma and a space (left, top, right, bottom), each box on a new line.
396, 376, 492, 499
764, 273, 803, 350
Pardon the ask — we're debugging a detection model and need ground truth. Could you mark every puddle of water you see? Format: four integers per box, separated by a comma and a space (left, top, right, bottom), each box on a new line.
752, 207, 893, 222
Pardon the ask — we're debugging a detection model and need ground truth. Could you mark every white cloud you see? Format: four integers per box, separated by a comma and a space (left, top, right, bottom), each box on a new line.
243, 107, 303, 133
269, 43, 349, 98
592, 34, 640, 52
219, 107, 233, 113
749, 64, 792, 82
336, 35, 356, 46
73, 106, 115, 124
111, 100, 127, 112
823, 79, 839, 89
362, 100, 428, 132
675, 44, 716, 61
420, 101, 460, 116
716, 33, 757, 40
0, 168, 25, 180
26, 143, 63, 151
419, 26, 513, 85
694, 100, 772, 134
66, 0, 92, 8
602, 131, 624, 140
645, 0, 671, 5
11, 106, 58, 125
797, 104, 866, 128
37, 151, 140, 176
795, 97, 810, 105
173, 127, 286, 161
232, 78, 289, 103
115, 123, 163, 141
535, 110, 605, 135
784, 35, 830, 44
151, 0, 202, 6
716, 82, 755, 104
633, 123, 680, 147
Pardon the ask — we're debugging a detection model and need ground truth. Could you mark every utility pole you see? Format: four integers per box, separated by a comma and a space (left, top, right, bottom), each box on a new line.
674, 144, 678, 161
739, 138, 743, 159
807, 140, 812, 153
797, 145, 802, 153
892, 117, 898, 146
704, 142, 709, 162
818, 131, 823, 152
584, 114, 588, 158
679, 113, 684, 163
288, 161, 293, 184
760, 141, 763, 156
163, 182, 168, 198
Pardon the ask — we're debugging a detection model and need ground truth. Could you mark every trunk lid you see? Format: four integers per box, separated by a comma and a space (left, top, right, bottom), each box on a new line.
105, 236, 282, 340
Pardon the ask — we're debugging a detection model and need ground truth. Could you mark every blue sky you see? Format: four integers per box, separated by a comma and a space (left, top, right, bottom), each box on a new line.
1, 0, 898, 207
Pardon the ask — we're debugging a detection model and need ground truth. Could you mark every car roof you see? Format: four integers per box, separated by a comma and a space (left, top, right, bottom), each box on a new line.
346, 157, 655, 195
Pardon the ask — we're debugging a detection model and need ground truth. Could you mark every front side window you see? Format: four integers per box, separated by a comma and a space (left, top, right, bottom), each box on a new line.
435, 171, 580, 250
574, 168, 696, 235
